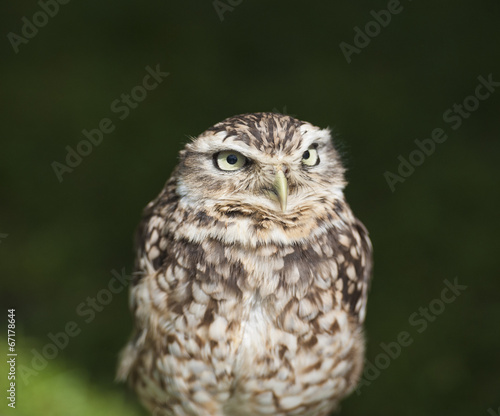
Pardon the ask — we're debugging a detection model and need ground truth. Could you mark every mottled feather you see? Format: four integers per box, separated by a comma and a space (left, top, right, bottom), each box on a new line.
118, 112, 373, 416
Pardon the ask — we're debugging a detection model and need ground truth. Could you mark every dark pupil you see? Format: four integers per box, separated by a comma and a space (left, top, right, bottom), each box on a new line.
303, 150, 310, 159
226, 154, 238, 165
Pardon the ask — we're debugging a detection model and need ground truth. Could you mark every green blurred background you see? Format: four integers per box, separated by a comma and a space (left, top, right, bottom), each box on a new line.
1, 1, 499, 415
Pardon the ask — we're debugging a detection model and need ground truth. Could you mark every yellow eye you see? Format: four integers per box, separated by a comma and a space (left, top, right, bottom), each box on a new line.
302, 146, 319, 166
216, 151, 247, 171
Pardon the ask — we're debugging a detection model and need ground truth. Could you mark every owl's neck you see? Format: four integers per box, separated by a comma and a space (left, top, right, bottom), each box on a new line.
167, 192, 354, 249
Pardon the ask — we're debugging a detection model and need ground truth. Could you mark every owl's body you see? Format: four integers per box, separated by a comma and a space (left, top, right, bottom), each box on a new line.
118, 113, 372, 416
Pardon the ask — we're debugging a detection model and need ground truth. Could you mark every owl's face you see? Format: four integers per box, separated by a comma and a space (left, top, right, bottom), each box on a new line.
176, 113, 346, 217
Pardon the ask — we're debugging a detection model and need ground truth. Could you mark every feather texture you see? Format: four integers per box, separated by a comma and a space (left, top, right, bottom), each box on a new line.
118, 113, 373, 416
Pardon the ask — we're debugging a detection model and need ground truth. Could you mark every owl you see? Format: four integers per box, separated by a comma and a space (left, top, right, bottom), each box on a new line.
117, 112, 373, 416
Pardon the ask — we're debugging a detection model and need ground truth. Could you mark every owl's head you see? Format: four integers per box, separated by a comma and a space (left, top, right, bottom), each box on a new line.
176, 113, 346, 219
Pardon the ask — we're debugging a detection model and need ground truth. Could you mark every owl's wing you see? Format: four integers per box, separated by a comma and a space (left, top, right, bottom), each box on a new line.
117, 176, 180, 382
134, 175, 180, 277
335, 218, 373, 323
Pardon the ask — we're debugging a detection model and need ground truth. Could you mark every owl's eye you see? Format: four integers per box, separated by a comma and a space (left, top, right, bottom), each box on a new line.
302, 146, 319, 166
215, 151, 247, 171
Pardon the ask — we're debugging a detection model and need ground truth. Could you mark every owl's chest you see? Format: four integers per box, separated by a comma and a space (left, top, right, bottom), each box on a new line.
141, 234, 364, 414
234, 297, 358, 378
163, 295, 360, 416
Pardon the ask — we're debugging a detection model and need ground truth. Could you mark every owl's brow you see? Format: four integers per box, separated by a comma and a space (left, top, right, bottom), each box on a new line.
208, 114, 306, 154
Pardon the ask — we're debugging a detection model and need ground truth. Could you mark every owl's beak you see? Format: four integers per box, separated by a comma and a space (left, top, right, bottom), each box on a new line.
273, 168, 288, 212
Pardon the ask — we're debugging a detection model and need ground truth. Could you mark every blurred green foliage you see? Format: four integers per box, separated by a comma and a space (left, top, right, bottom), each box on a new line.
1, 337, 144, 415
1, 0, 499, 415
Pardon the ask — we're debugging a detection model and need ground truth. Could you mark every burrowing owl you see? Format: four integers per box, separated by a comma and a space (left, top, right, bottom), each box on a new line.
118, 113, 372, 416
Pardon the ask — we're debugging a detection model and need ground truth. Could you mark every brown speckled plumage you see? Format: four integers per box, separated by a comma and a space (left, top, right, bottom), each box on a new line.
118, 113, 373, 416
